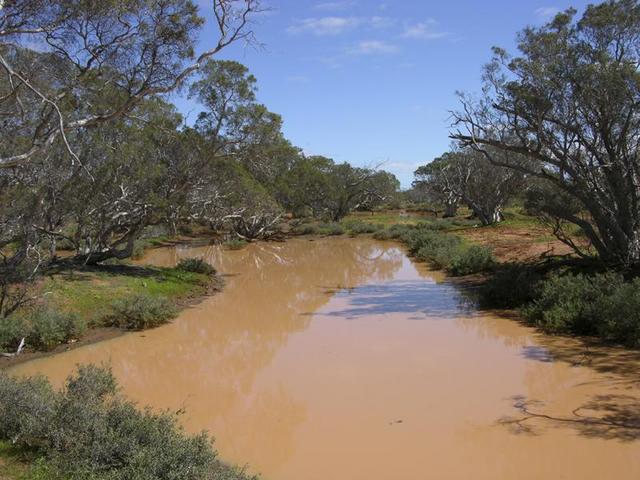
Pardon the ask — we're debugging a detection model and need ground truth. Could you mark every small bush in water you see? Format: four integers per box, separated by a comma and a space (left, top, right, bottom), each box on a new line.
0, 365, 254, 480
177, 257, 216, 275
108, 294, 177, 330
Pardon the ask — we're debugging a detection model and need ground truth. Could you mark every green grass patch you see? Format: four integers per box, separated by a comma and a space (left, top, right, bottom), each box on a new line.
0, 265, 216, 353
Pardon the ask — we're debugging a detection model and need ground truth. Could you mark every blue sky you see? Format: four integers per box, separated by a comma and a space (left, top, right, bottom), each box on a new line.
176, 0, 592, 187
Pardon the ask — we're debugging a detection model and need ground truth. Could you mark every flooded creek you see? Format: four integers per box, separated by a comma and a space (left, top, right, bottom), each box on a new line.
9, 237, 640, 479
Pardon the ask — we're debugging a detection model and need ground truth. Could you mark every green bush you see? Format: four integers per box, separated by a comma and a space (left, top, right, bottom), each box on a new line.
595, 279, 640, 346
29, 309, 86, 351
318, 223, 344, 236
177, 257, 216, 275
0, 308, 86, 352
478, 264, 543, 309
292, 224, 318, 235
0, 314, 29, 351
522, 272, 622, 335
0, 365, 254, 480
224, 238, 248, 250
108, 294, 177, 330
449, 245, 495, 276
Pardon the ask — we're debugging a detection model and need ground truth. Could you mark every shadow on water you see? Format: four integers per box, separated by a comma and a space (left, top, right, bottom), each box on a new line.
499, 394, 640, 442
315, 279, 474, 320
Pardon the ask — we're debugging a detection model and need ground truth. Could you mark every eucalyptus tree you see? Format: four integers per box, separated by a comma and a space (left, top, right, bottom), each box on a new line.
451, 0, 640, 264
0, 0, 262, 169
414, 148, 527, 225
413, 157, 461, 217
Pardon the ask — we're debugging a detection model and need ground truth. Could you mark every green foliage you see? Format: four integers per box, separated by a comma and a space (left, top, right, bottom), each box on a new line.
520, 272, 640, 346
372, 224, 412, 240
396, 225, 494, 275
224, 239, 248, 250
28, 309, 86, 351
0, 308, 86, 352
177, 258, 216, 275
449, 245, 495, 276
324, 223, 344, 236
107, 295, 178, 330
0, 314, 29, 351
477, 264, 543, 309
0, 365, 254, 480
292, 224, 318, 235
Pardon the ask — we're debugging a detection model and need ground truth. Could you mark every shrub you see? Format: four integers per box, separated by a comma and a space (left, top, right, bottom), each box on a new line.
318, 223, 344, 236
522, 272, 622, 335
292, 224, 318, 235
0, 314, 30, 351
595, 279, 640, 347
108, 294, 177, 330
372, 229, 393, 240
177, 257, 216, 275
1, 307, 86, 352
0, 365, 254, 480
449, 245, 495, 276
478, 264, 543, 309
224, 238, 248, 250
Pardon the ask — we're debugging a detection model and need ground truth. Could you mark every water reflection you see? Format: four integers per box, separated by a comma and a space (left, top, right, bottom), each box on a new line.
321, 280, 472, 320
9, 237, 640, 480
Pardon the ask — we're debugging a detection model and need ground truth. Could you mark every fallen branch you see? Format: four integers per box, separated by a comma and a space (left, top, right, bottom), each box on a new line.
0, 337, 25, 357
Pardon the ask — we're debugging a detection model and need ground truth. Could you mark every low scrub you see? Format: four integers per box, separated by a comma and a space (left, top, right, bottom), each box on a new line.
0, 307, 86, 352
449, 245, 495, 276
292, 224, 318, 235
107, 294, 178, 330
318, 223, 344, 236
177, 258, 216, 275
522, 272, 640, 346
477, 263, 543, 309
0, 365, 254, 480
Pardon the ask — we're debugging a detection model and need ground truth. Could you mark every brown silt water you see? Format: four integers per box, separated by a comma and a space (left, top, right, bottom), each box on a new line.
9, 237, 640, 479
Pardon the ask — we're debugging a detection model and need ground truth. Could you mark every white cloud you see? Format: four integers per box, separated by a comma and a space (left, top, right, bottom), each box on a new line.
401, 19, 449, 40
287, 16, 394, 36
287, 16, 360, 35
535, 6, 560, 19
314, 1, 356, 11
348, 40, 399, 55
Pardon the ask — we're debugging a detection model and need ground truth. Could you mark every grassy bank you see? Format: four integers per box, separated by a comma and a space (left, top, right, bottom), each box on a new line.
0, 258, 221, 364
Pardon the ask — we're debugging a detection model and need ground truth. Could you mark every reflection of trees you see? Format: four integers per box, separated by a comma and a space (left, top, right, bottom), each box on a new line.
11, 237, 403, 472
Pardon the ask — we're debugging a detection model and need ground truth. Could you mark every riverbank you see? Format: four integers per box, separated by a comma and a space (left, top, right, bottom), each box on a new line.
0, 259, 222, 369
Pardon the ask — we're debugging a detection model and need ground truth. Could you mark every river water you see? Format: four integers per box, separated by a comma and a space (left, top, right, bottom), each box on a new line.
9, 237, 640, 479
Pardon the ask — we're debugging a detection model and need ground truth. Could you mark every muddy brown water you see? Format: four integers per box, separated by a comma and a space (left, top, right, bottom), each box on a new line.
8, 237, 640, 479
